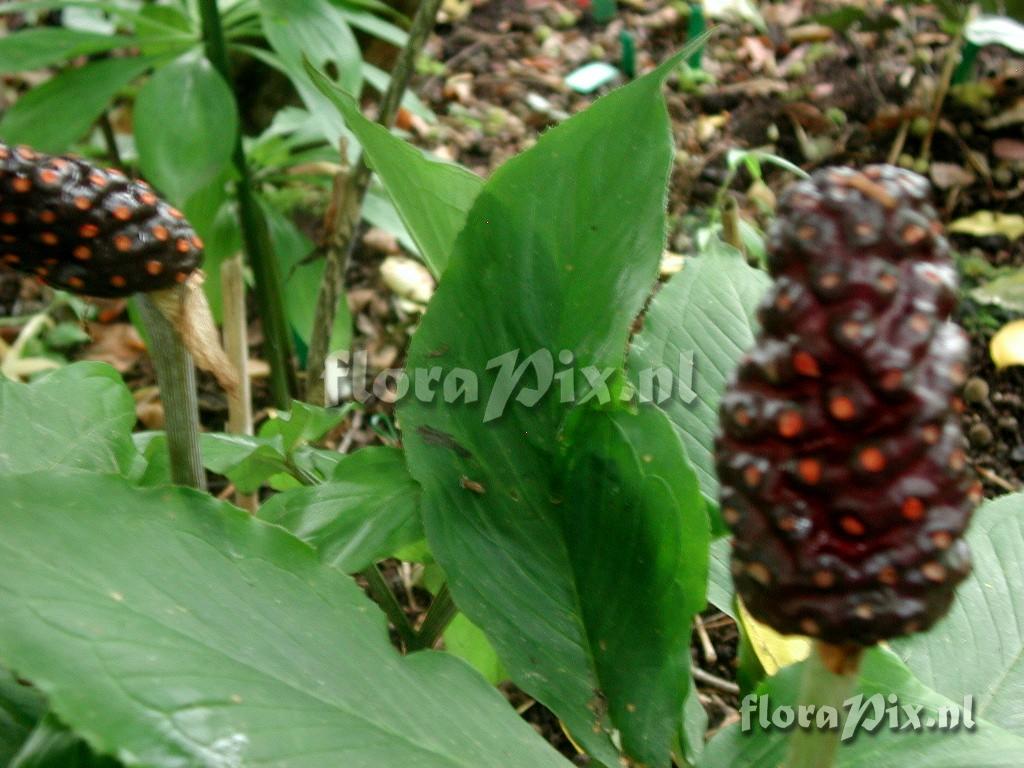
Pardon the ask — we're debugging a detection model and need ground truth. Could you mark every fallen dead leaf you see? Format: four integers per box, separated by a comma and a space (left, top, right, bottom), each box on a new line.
993, 138, 1024, 161
82, 322, 146, 372
929, 162, 976, 189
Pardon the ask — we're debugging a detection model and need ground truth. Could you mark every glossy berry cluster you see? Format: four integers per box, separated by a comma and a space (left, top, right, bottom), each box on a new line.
0, 141, 202, 298
715, 165, 980, 645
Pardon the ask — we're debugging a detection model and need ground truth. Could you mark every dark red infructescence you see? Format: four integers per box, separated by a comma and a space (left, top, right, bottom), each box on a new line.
0, 141, 202, 298
715, 165, 980, 646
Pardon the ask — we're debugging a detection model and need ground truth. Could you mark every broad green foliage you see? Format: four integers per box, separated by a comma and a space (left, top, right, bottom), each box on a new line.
561, 407, 709, 764
309, 64, 484, 276
135, 51, 239, 207
398, 51, 707, 767
200, 401, 353, 491
0, 363, 136, 476
628, 241, 771, 531
260, 447, 424, 573
0, 472, 572, 768
894, 493, 1024, 736
0, 28, 132, 73
702, 647, 1024, 767
259, 0, 363, 143
0, 56, 154, 152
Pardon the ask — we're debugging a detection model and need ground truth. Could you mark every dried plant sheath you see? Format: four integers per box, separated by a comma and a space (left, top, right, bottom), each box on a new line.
0, 142, 202, 296
716, 165, 981, 646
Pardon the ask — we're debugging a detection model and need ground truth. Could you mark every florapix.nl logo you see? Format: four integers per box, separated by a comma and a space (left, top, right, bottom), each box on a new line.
325, 348, 698, 420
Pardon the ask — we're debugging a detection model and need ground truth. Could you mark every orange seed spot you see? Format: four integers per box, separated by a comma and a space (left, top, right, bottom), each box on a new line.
109, 275, 127, 288
39, 210, 56, 224
859, 447, 886, 472
878, 566, 899, 585
743, 465, 763, 488
798, 458, 822, 485
73, 246, 92, 261
922, 562, 946, 582
12, 177, 31, 193
114, 235, 132, 252
113, 206, 132, 221
176, 238, 191, 253
74, 196, 92, 211
902, 498, 925, 521
840, 516, 866, 536
67, 276, 84, 289
778, 410, 804, 438
152, 225, 169, 241
793, 351, 821, 377
145, 260, 163, 276
40, 232, 58, 246
830, 396, 857, 421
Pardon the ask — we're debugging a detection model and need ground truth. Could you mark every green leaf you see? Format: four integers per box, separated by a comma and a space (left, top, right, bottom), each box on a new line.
199, 433, 293, 493
0, 28, 134, 73
0, 362, 136, 476
560, 407, 710, 764
628, 241, 771, 531
398, 52, 698, 766
258, 197, 353, 355
134, 51, 239, 207
893, 493, 1024, 737
258, 400, 352, 450
707, 538, 735, 617
0, 472, 573, 768
971, 269, 1024, 313
333, 5, 409, 47
702, 647, 1024, 767
442, 616, 506, 685
259, 446, 423, 573
259, 0, 363, 144
0, 667, 46, 764
10, 714, 119, 768
307, 63, 483, 276
0, 56, 153, 153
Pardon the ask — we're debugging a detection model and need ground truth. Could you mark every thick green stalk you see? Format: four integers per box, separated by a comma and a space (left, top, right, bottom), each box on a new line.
137, 295, 206, 490
411, 583, 457, 650
361, 564, 418, 650
198, 0, 298, 407
784, 642, 863, 768
305, 0, 444, 404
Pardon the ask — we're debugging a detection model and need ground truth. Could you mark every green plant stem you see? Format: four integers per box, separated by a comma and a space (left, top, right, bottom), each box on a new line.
305, 0, 444, 405
784, 642, 863, 768
137, 295, 206, 490
411, 583, 457, 650
361, 564, 418, 650
198, 0, 298, 408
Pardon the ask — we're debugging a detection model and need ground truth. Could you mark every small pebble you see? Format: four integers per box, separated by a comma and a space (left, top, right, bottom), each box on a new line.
963, 377, 990, 405
969, 423, 994, 448
998, 415, 1019, 433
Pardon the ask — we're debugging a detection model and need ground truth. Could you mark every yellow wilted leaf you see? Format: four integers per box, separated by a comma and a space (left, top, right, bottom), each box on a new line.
949, 211, 1024, 241
737, 599, 811, 675
991, 319, 1024, 369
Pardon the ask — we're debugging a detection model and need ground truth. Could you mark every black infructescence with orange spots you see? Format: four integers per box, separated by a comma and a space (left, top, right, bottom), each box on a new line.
0, 141, 202, 298
715, 165, 980, 646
